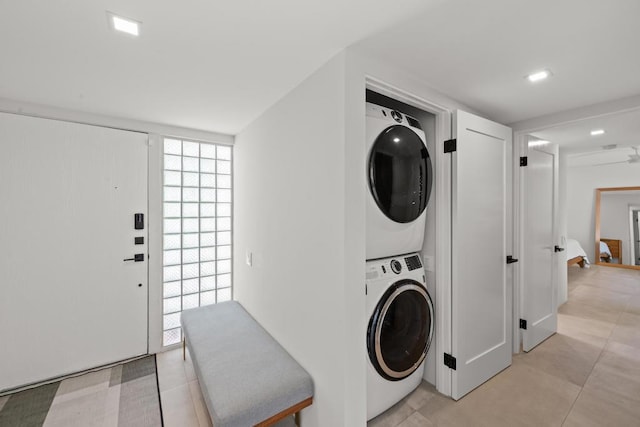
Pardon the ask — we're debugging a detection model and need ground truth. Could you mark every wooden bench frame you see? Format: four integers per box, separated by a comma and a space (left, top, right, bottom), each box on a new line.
183, 337, 312, 427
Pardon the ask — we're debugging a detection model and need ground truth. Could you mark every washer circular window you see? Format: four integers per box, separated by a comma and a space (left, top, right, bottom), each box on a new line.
369, 125, 432, 224
367, 280, 434, 381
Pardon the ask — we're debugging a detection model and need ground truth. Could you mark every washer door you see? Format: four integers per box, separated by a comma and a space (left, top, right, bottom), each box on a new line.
369, 125, 432, 224
367, 279, 433, 381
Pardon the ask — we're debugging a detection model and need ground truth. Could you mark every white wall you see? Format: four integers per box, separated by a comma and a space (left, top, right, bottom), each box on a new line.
566, 162, 640, 263
0, 97, 232, 145
600, 192, 640, 264
234, 52, 362, 427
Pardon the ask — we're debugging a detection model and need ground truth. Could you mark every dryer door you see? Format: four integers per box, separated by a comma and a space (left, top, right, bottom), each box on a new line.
367, 279, 434, 381
369, 125, 432, 223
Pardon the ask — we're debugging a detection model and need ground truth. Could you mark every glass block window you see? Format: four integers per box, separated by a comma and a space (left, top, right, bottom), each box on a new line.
163, 138, 233, 346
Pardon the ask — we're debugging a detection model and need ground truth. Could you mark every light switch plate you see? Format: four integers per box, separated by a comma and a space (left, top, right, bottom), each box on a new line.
246, 251, 253, 267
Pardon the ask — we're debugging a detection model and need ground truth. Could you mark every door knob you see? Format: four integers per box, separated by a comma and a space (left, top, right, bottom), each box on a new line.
124, 254, 144, 262
506, 256, 518, 264
554, 246, 565, 252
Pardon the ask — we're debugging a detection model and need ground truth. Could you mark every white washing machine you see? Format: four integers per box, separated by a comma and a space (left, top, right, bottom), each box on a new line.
366, 102, 433, 260
366, 253, 434, 420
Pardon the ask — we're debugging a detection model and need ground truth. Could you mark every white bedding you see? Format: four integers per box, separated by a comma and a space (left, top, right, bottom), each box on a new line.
567, 238, 589, 264
599, 241, 612, 257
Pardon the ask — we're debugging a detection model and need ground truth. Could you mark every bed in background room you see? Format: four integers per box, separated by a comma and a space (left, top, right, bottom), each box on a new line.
599, 238, 621, 264
567, 238, 589, 268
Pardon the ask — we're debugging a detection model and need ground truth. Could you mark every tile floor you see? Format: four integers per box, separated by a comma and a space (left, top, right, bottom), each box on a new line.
156, 347, 296, 427
156, 348, 211, 427
367, 264, 640, 426
157, 265, 640, 426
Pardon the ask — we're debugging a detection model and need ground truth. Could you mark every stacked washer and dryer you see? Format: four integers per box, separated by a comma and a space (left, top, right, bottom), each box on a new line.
365, 102, 435, 420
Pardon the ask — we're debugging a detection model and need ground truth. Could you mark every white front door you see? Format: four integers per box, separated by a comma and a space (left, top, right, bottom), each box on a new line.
0, 112, 148, 391
451, 110, 513, 400
521, 142, 559, 351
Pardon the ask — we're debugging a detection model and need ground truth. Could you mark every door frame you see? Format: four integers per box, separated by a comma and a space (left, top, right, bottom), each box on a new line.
513, 132, 527, 353
365, 77, 453, 396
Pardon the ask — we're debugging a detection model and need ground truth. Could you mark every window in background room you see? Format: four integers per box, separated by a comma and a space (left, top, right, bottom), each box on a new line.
162, 138, 233, 346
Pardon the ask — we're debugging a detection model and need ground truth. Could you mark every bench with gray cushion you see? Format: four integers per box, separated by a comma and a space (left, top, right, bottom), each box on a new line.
180, 301, 314, 427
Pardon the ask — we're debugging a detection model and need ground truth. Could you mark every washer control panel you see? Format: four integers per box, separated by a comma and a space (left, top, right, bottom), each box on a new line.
366, 102, 423, 131
366, 253, 425, 282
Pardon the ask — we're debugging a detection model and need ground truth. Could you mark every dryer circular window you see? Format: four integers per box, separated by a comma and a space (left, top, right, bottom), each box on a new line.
367, 279, 434, 381
369, 125, 433, 224
365, 102, 433, 260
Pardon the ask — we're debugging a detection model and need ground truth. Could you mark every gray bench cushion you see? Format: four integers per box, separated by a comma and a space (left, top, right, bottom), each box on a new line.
181, 301, 313, 427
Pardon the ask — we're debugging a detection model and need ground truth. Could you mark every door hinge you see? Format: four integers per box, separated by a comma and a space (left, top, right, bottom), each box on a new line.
365, 284, 367, 295
506, 255, 519, 264
520, 156, 528, 167
520, 319, 528, 330
444, 139, 457, 153
444, 353, 457, 370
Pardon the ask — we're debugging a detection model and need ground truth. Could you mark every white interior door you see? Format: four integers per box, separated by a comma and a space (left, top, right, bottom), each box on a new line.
0, 112, 148, 391
522, 143, 559, 352
451, 110, 512, 400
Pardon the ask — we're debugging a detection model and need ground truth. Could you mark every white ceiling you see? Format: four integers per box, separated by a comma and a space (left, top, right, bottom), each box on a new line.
2, 0, 640, 135
563, 146, 640, 167
532, 108, 640, 154
355, 0, 640, 125
528, 107, 640, 166
0, 0, 436, 135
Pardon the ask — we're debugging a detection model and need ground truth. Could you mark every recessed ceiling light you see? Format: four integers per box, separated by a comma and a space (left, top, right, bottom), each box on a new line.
528, 139, 550, 147
108, 12, 140, 36
591, 129, 605, 136
526, 69, 551, 83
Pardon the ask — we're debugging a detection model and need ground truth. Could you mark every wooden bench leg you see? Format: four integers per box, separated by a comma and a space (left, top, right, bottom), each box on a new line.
255, 397, 311, 426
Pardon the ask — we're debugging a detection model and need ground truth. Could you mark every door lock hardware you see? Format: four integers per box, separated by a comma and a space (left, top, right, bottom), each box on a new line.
124, 254, 144, 262
554, 246, 565, 252
134, 213, 144, 230
506, 256, 518, 264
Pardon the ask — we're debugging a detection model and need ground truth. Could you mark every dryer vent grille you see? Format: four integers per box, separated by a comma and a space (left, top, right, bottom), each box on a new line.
405, 255, 422, 271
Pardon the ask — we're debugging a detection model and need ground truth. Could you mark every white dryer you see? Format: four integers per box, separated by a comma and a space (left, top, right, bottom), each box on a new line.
366, 102, 433, 260
366, 253, 434, 421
